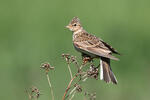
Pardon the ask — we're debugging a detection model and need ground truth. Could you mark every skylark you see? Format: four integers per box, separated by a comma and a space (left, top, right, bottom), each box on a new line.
66, 17, 120, 84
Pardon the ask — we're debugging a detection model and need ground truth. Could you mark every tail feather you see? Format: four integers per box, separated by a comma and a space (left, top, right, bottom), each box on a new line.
100, 60, 103, 80
100, 57, 118, 84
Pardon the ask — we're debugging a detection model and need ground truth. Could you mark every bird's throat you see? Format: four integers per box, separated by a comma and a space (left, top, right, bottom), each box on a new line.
73, 28, 83, 41
73, 28, 83, 35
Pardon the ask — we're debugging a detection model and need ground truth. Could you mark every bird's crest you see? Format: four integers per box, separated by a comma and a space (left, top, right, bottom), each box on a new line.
70, 16, 81, 24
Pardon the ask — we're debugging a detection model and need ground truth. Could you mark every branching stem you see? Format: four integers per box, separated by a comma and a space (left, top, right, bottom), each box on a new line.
62, 74, 78, 100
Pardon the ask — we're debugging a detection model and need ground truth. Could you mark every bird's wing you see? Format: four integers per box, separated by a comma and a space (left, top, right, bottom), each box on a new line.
100, 39, 120, 55
74, 41, 119, 60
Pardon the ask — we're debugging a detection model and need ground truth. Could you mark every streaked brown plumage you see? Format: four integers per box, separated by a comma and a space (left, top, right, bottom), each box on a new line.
66, 17, 120, 84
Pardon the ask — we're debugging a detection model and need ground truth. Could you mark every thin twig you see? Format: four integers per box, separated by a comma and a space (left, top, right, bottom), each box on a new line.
27, 91, 32, 100
62, 74, 78, 100
35, 97, 38, 100
69, 91, 76, 100
82, 77, 88, 82
84, 97, 87, 100
67, 62, 73, 79
79, 63, 88, 72
46, 73, 54, 100
82, 74, 87, 79
69, 87, 77, 96
79, 64, 83, 70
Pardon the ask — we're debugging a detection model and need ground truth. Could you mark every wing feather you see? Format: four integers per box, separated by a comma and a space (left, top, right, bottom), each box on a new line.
74, 41, 119, 60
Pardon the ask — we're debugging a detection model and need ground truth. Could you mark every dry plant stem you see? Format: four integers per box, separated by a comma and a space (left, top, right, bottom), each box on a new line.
69, 91, 76, 100
84, 97, 87, 100
35, 97, 38, 100
66, 72, 86, 99
69, 87, 77, 96
46, 73, 54, 100
28, 93, 32, 100
79, 63, 88, 71
79, 64, 83, 70
62, 75, 78, 100
82, 74, 87, 79
26, 89, 32, 100
67, 63, 73, 79
82, 77, 88, 82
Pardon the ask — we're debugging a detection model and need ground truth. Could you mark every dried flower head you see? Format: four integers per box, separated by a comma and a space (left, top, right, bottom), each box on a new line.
40, 62, 54, 73
31, 86, 40, 98
62, 53, 71, 63
74, 84, 82, 92
87, 64, 99, 80
70, 55, 80, 69
84, 92, 96, 100
70, 56, 77, 63
89, 92, 96, 100
26, 86, 40, 99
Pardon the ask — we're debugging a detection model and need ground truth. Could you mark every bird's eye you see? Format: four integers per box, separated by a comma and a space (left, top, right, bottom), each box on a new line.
73, 24, 77, 26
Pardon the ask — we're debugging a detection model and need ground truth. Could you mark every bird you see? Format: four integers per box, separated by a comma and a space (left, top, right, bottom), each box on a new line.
66, 17, 120, 84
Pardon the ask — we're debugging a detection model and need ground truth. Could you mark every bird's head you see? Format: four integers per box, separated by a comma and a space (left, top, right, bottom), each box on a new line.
66, 17, 82, 32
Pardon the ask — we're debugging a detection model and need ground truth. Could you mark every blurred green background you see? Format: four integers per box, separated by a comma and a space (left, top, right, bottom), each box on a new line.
0, 0, 150, 100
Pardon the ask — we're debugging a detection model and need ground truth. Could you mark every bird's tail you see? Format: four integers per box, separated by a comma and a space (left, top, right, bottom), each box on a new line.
100, 57, 118, 84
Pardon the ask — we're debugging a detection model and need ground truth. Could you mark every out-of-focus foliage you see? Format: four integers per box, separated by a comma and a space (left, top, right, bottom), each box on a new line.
0, 0, 150, 100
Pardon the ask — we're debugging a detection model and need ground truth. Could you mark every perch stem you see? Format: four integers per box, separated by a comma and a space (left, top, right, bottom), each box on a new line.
67, 63, 73, 79
46, 73, 54, 100
62, 74, 78, 100
69, 91, 76, 100
69, 87, 77, 96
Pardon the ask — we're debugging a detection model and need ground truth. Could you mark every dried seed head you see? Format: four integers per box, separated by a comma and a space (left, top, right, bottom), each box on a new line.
31, 86, 40, 98
26, 86, 40, 99
87, 64, 99, 80
89, 92, 96, 100
62, 54, 79, 67
62, 54, 70, 58
70, 56, 77, 63
74, 84, 82, 92
40, 62, 54, 73
84, 92, 96, 100
62, 53, 71, 63
71, 55, 79, 66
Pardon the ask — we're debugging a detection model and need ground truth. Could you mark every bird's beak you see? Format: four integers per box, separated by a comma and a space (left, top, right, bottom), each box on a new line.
65, 25, 69, 29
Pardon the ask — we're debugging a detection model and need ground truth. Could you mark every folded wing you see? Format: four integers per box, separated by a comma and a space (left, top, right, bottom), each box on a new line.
74, 41, 119, 61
